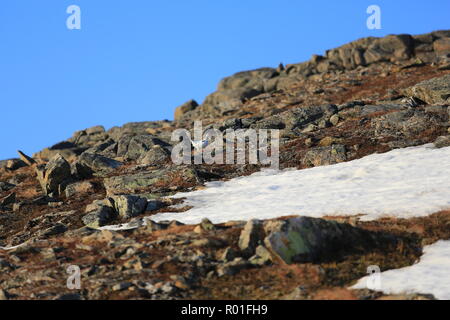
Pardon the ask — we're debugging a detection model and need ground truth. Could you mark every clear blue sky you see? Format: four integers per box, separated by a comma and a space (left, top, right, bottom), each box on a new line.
1, 1, 449, 160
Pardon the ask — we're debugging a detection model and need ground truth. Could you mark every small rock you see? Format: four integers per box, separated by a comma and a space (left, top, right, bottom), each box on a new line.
434, 136, 450, 148
329, 114, 340, 126
195, 218, 216, 233
238, 220, 264, 257
72, 153, 122, 178
264, 216, 397, 264
65, 181, 95, 198
82, 200, 117, 228
110, 195, 148, 219
139, 145, 170, 166
112, 282, 133, 291
17, 150, 36, 166
0, 289, 8, 300
220, 247, 238, 262
0, 182, 15, 192
5, 159, 27, 171
35, 154, 72, 196
55, 293, 82, 300
217, 258, 251, 277
0, 193, 16, 207
249, 245, 273, 266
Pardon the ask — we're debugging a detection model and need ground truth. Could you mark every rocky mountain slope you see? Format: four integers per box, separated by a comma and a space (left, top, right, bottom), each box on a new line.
1, 30, 450, 300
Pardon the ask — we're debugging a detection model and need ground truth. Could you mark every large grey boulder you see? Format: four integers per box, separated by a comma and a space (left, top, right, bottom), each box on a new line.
403, 74, 450, 105
264, 217, 397, 264
117, 134, 170, 161
82, 199, 117, 228
110, 195, 148, 219
104, 166, 199, 196
174, 99, 199, 121
72, 153, 123, 178
138, 145, 170, 166
35, 154, 72, 195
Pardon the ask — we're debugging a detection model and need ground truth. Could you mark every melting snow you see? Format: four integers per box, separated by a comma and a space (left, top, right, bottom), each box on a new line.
150, 144, 450, 224
351, 240, 450, 300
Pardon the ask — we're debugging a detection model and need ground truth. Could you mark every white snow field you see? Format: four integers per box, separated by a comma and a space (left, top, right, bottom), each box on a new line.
150, 144, 450, 225
351, 240, 450, 300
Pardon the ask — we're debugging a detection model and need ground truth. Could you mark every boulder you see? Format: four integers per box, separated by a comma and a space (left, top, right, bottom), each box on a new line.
138, 145, 170, 166
434, 136, 450, 148
35, 154, 72, 195
174, 99, 199, 121
65, 181, 95, 198
433, 38, 450, 54
0, 182, 15, 192
403, 74, 450, 105
110, 195, 148, 219
264, 217, 397, 264
82, 199, 117, 228
72, 153, 123, 178
238, 219, 264, 257
249, 245, 273, 266
103, 166, 199, 196
302, 145, 347, 167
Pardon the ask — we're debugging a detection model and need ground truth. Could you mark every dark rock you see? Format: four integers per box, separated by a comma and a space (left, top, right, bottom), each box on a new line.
72, 153, 122, 178
264, 217, 397, 264
40, 223, 68, 237
174, 99, 199, 121
217, 258, 251, 277
5, 159, 27, 171
17, 150, 36, 166
403, 74, 450, 105
0, 193, 16, 206
249, 245, 273, 266
0, 182, 15, 192
35, 154, 72, 196
110, 195, 148, 219
55, 293, 82, 300
104, 166, 199, 196
82, 200, 117, 228
238, 220, 264, 257
138, 145, 170, 166
434, 136, 450, 148
65, 181, 95, 198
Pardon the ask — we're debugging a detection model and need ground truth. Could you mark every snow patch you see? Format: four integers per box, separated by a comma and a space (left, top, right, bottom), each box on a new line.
150, 144, 450, 224
351, 240, 450, 300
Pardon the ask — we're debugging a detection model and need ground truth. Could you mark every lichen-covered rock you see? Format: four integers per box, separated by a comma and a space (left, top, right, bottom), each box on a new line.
65, 181, 95, 198
35, 154, 72, 195
103, 166, 199, 196
82, 200, 117, 228
403, 74, 450, 105
238, 219, 264, 257
302, 145, 347, 167
264, 217, 397, 264
110, 195, 148, 219
72, 153, 123, 178
434, 136, 450, 148
138, 145, 170, 166
174, 99, 199, 121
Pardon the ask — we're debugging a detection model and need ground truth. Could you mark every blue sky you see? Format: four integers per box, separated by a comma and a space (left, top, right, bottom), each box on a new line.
0, 1, 449, 160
